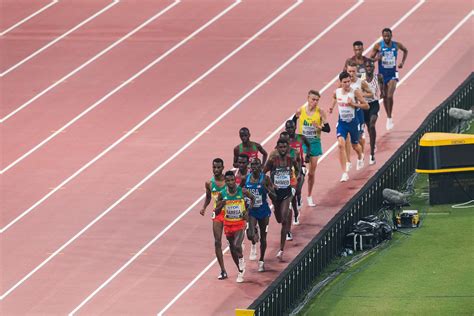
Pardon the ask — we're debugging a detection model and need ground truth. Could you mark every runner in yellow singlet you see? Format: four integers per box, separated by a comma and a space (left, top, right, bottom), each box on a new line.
294, 90, 330, 207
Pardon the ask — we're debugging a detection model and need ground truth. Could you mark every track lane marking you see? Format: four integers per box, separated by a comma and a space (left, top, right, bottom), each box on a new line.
0, 0, 59, 36
0, 0, 120, 77
0, 0, 180, 123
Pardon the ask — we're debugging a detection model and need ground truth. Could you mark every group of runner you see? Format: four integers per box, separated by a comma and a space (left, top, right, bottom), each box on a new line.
199, 28, 407, 282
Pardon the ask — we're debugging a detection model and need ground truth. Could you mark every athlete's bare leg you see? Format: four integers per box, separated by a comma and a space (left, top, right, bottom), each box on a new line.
247, 216, 259, 244
385, 80, 397, 118
351, 143, 363, 160
345, 134, 352, 164
275, 197, 292, 252
307, 156, 318, 197
337, 136, 348, 172
257, 217, 270, 261
368, 114, 378, 156
213, 221, 226, 274
228, 229, 245, 271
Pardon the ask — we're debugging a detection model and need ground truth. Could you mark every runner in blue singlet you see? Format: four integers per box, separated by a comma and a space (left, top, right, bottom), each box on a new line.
370, 28, 408, 130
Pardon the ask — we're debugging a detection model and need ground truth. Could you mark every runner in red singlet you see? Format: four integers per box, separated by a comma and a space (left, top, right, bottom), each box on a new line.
233, 127, 268, 168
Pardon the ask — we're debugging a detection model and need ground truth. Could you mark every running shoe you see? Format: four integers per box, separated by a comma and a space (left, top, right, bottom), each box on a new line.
217, 271, 228, 280
236, 271, 245, 283
249, 244, 257, 261
238, 257, 246, 271
276, 250, 284, 261
307, 196, 316, 207
356, 157, 364, 170
293, 214, 300, 225
369, 155, 376, 165
340, 172, 349, 182
345, 162, 352, 172
386, 118, 394, 130
286, 232, 293, 241
258, 261, 265, 272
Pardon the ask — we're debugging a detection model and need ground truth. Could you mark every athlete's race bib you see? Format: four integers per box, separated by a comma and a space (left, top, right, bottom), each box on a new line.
274, 170, 291, 189
302, 125, 316, 138
339, 106, 355, 122
225, 200, 244, 219
381, 51, 396, 68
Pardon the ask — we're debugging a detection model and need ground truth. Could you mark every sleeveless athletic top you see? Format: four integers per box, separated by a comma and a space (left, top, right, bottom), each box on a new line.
221, 186, 246, 222
210, 177, 226, 208
244, 173, 268, 210
379, 40, 398, 72
350, 77, 362, 91
289, 134, 304, 162
235, 169, 248, 186
336, 88, 356, 123
298, 105, 322, 139
238, 143, 259, 161
364, 75, 380, 102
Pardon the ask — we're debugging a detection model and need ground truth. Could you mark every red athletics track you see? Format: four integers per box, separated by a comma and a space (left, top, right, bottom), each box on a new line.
1, 0, 179, 117
0, 0, 115, 77
1, 0, 55, 34
1, 0, 472, 315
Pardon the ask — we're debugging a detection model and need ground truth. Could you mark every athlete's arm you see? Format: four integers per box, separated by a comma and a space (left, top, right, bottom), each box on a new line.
361, 80, 374, 99
353, 90, 369, 110
256, 142, 268, 166
292, 157, 301, 182
199, 181, 212, 216
397, 42, 408, 68
214, 192, 225, 215
263, 158, 273, 174
263, 175, 276, 196
377, 74, 385, 98
233, 145, 240, 168
242, 188, 255, 210
329, 92, 337, 114
319, 108, 331, 133
370, 42, 380, 60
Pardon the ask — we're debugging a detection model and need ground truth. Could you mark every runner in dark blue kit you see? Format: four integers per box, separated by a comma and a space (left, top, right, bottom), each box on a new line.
241, 158, 275, 272
370, 28, 408, 130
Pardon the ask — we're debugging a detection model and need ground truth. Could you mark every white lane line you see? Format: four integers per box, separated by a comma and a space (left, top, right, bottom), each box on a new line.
158, 9, 473, 316
0, 0, 244, 300
0, 0, 239, 174
0, 0, 59, 36
0, 0, 120, 77
65, 1, 363, 314
0, 0, 181, 123
0, 0, 296, 233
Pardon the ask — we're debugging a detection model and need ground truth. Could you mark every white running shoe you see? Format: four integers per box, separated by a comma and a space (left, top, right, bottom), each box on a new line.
249, 244, 257, 261
286, 232, 293, 241
369, 155, 376, 165
345, 162, 352, 172
386, 118, 394, 130
258, 261, 265, 272
236, 271, 245, 283
340, 172, 349, 182
276, 250, 284, 261
356, 158, 364, 170
307, 196, 316, 207
238, 257, 246, 271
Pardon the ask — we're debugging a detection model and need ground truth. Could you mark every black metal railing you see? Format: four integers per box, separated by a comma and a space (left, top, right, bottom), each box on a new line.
248, 73, 473, 315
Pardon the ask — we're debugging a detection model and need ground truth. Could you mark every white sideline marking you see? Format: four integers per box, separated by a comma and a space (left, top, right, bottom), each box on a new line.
0, 0, 120, 77
0, 0, 59, 36
0, 0, 180, 123
158, 8, 473, 316
0, 0, 243, 300
66, 1, 364, 314
0, 0, 239, 172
